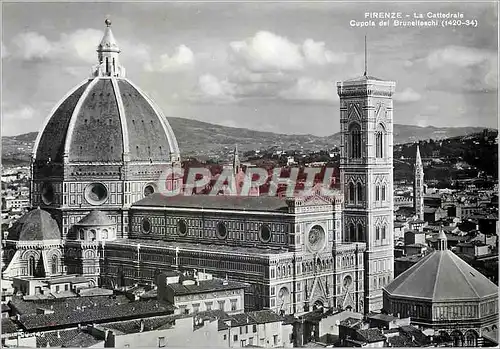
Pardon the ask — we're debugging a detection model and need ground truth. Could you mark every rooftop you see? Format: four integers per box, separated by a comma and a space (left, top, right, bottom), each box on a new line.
132, 193, 290, 213
356, 328, 386, 343
77, 210, 114, 226
6, 208, 60, 241
17, 299, 175, 330
1, 318, 20, 334
167, 278, 248, 296
385, 249, 498, 302
36, 328, 103, 348
218, 310, 284, 330
110, 238, 289, 257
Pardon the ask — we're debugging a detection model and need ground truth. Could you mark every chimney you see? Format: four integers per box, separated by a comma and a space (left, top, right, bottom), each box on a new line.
140, 319, 145, 333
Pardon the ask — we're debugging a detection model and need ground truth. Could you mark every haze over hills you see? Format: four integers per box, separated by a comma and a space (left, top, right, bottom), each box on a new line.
2, 117, 493, 165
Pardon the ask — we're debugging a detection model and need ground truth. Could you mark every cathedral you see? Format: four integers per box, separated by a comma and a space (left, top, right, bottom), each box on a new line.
2, 20, 395, 315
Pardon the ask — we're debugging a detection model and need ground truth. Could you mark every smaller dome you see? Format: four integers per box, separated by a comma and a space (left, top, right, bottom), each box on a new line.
385, 249, 497, 302
7, 209, 60, 241
77, 210, 114, 226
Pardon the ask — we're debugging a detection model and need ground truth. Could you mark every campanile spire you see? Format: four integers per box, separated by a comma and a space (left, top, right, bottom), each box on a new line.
93, 18, 126, 78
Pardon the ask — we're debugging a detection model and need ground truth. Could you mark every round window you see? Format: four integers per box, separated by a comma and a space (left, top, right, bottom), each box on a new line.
84, 183, 108, 205
142, 218, 151, 233
260, 224, 271, 242
177, 219, 188, 236
143, 184, 155, 197
308, 225, 326, 252
41, 182, 54, 205
217, 221, 227, 239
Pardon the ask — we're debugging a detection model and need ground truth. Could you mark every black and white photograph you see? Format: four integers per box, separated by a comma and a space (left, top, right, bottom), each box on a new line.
1, 1, 498, 348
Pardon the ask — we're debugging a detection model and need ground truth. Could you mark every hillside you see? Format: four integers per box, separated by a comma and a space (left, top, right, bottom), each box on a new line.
1, 117, 492, 165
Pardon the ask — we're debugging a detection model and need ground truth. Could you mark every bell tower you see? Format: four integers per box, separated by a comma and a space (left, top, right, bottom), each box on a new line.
413, 145, 424, 221
337, 64, 396, 312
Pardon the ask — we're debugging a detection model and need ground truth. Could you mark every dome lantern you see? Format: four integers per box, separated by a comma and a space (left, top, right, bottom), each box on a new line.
93, 18, 125, 78
437, 227, 447, 250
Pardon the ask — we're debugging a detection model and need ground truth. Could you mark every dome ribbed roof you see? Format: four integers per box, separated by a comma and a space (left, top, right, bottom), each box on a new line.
33, 77, 180, 163
6, 208, 60, 241
33, 20, 180, 164
385, 250, 498, 302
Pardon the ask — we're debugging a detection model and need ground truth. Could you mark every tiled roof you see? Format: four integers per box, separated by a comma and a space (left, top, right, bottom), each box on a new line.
14, 297, 174, 330
102, 314, 179, 334
112, 238, 288, 257
399, 325, 431, 346
1, 318, 20, 334
385, 249, 498, 301
132, 193, 289, 212
339, 317, 362, 328
356, 328, 386, 343
6, 208, 60, 241
167, 278, 248, 296
9, 294, 130, 316
218, 310, 284, 330
36, 328, 103, 348
77, 210, 114, 226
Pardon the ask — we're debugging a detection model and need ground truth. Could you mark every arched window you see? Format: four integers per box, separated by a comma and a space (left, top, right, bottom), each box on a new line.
28, 256, 36, 276
349, 224, 356, 242
357, 224, 364, 241
51, 255, 58, 275
382, 226, 387, 240
348, 183, 355, 203
90, 229, 96, 241
348, 123, 361, 159
356, 182, 363, 202
376, 226, 380, 240
381, 185, 386, 201
375, 124, 385, 158
375, 185, 380, 201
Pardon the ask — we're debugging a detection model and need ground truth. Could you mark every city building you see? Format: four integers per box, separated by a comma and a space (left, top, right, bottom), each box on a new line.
218, 310, 294, 348
383, 231, 498, 346
157, 271, 247, 315
1, 20, 399, 317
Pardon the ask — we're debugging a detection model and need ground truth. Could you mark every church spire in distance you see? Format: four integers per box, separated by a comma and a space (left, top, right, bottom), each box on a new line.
232, 144, 241, 175
93, 18, 126, 78
414, 145, 424, 221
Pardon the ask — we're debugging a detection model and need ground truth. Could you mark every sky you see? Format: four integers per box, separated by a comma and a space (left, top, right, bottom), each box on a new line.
1, 1, 498, 137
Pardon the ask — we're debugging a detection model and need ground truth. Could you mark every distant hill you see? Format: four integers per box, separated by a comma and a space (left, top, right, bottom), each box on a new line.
1, 117, 493, 165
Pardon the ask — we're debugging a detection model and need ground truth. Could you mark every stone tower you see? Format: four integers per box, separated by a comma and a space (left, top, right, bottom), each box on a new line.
337, 73, 395, 313
413, 145, 424, 221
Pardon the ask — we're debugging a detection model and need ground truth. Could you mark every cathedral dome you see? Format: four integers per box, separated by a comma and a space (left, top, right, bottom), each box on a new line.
6, 208, 60, 241
33, 19, 180, 164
